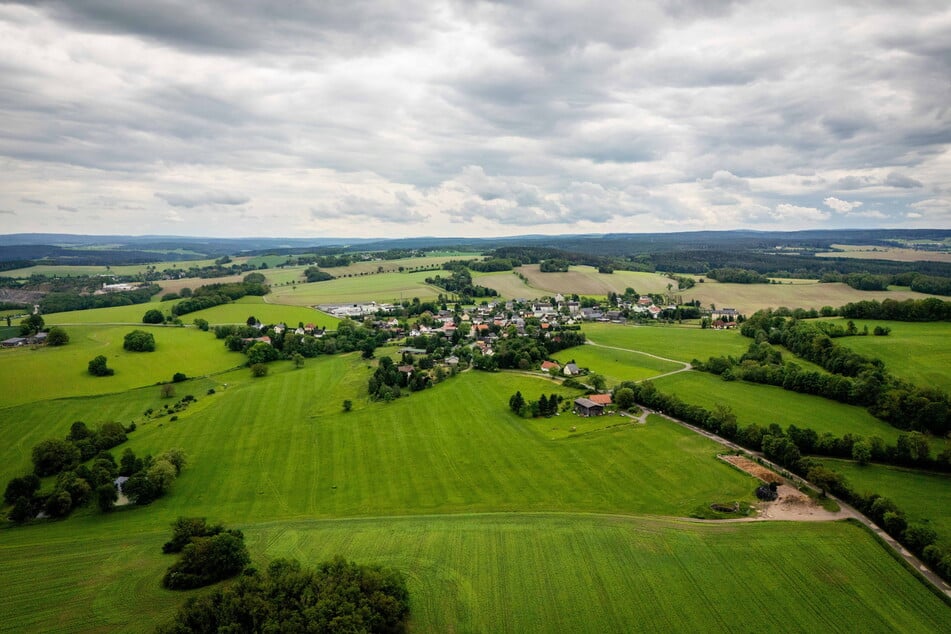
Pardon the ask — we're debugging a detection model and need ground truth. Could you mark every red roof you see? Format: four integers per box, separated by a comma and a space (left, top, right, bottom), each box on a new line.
541, 361, 560, 370
588, 393, 612, 406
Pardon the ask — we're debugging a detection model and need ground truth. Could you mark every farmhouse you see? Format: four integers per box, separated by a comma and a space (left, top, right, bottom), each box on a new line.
2, 337, 27, 347
574, 397, 604, 417
587, 393, 612, 406
540, 360, 560, 373
563, 363, 581, 376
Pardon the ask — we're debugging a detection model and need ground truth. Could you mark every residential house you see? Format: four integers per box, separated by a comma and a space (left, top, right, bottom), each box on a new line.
574, 397, 604, 417
563, 363, 581, 376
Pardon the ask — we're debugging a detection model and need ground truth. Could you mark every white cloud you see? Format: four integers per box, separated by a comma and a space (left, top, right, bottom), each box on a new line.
773, 204, 830, 221
823, 197, 863, 213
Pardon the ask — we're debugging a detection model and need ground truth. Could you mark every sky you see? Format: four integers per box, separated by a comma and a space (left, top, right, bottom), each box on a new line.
0, 1, 949, 238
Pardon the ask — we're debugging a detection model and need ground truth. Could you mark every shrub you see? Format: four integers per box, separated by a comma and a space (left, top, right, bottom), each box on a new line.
162, 533, 250, 590
88, 355, 114, 376
123, 330, 156, 352
172, 372, 187, 383
46, 326, 70, 346
251, 363, 268, 378
143, 309, 165, 324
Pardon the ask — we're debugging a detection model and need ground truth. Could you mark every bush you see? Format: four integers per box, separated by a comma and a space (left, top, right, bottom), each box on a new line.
251, 363, 268, 377
162, 533, 250, 590
46, 326, 70, 346
143, 309, 165, 324
172, 372, 187, 383
88, 355, 114, 376
123, 330, 156, 352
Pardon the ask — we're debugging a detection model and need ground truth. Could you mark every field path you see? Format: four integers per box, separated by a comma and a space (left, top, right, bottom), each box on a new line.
584, 338, 693, 381
645, 406, 951, 599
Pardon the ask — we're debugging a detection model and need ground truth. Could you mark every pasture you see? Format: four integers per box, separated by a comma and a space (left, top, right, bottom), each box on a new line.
652, 371, 904, 443
816, 244, 951, 263
2, 514, 948, 633
268, 271, 443, 305
0, 325, 240, 408
581, 322, 750, 363
819, 320, 951, 393
817, 459, 951, 547
552, 343, 683, 386
683, 280, 940, 317
509, 265, 675, 297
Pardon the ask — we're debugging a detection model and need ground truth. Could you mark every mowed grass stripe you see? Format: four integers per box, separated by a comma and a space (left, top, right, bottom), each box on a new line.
582, 322, 750, 363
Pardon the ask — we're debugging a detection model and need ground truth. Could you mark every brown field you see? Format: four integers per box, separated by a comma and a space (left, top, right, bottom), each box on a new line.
155, 275, 245, 295
683, 280, 940, 315
816, 244, 951, 263
492, 265, 675, 298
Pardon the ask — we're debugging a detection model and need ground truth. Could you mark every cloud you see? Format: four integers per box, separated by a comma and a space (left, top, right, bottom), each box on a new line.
884, 172, 923, 189
155, 191, 250, 208
20, 197, 45, 205
773, 204, 829, 222
823, 197, 863, 213
706, 170, 751, 192
57, 205, 78, 213
0, 209, 16, 215
836, 175, 875, 190
312, 192, 427, 223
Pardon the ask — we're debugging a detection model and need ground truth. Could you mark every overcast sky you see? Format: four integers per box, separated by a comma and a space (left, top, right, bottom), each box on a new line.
1, 1, 949, 238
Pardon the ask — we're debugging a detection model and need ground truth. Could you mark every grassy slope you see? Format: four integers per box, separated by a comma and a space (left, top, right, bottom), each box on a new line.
552, 345, 682, 386
582, 322, 750, 363
818, 320, 951, 392
652, 371, 903, 443
269, 271, 443, 305
2, 515, 948, 633
818, 459, 951, 547
0, 326, 242, 409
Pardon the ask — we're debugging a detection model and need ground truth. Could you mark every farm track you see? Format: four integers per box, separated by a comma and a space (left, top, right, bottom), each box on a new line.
584, 338, 692, 381
580, 334, 951, 599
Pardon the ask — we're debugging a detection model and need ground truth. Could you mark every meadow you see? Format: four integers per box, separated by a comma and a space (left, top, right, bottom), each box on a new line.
0, 325, 241, 408
581, 322, 750, 363
552, 344, 683, 386
817, 320, 951, 392
652, 371, 904, 444
268, 271, 443, 305
1, 355, 949, 631
495, 265, 675, 297
816, 244, 951, 263
817, 459, 951, 547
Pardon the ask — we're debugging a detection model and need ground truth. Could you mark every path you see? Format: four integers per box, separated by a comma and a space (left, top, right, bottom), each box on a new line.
645, 405, 951, 598
584, 339, 693, 382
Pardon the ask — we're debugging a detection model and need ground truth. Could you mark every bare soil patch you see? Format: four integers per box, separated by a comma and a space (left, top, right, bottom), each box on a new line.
758, 485, 848, 521
720, 455, 783, 484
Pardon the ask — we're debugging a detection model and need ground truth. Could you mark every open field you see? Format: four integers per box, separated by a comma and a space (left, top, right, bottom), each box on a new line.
154, 274, 244, 295
0, 325, 241, 408
818, 459, 951, 547
0, 258, 225, 279
186, 297, 342, 328
552, 343, 683, 386
652, 371, 905, 443
45, 301, 175, 325
2, 514, 948, 633
505, 265, 675, 297
683, 280, 941, 316
582, 322, 750, 363
817, 244, 951, 263
269, 271, 443, 305
472, 270, 539, 298
817, 320, 951, 393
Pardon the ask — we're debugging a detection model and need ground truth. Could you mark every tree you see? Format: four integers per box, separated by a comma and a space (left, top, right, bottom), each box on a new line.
123, 329, 156, 352
143, 309, 165, 324
852, 439, 872, 466
161, 383, 176, 398
251, 363, 268, 377
342, 399, 353, 412
292, 352, 305, 368
8, 496, 34, 523
509, 391, 526, 415
46, 326, 69, 346
96, 483, 118, 512
89, 354, 116, 376
148, 459, 178, 494
4, 474, 40, 505
193, 318, 209, 331
589, 374, 607, 392
32, 438, 80, 476
172, 372, 187, 383
162, 532, 250, 590
614, 387, 635, 410
19, 313, 44, 336
246, 341, 278, 365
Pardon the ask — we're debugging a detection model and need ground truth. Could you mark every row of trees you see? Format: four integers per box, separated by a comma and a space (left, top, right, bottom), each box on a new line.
38, 283, 161, 314
171, 280, 269, 317
837, 297, 951, 321
426, 265, 498, 300
508, 391, 564, 418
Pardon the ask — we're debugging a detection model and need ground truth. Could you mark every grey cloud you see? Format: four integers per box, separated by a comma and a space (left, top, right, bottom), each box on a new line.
837, 175, 875, 190
155, 191, 250, 208
57, 204, 78, 212
0, 209, 16, 214
884, 172, 923, 189
705, 170, 751, 192
312, 193, 427, 223
20, 197, 45, 204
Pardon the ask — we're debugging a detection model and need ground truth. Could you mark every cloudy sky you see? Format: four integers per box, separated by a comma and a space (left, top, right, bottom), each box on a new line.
1, 1, 949, 238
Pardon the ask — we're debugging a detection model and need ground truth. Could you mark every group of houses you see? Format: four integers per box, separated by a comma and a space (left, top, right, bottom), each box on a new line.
1, 332, 48, 348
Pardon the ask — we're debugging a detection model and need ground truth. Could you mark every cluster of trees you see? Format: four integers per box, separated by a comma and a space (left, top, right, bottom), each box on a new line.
158, 556, 409, 633
38, 283, 161, 314
471, 330, 585, 372
426, 265, 498, 300
171, 280, 269, 317
303, 266, 335, 282
729, 312, 951, 436
118, 447, 186, 506
294, 253, 353, 268
161, 518, 249, 590
838, 298, 951, 321
123, 329, 156, 352
508, 391, 564, 417
616, 380, 951, 582
821, 272, 951, 296
706, 268, 770, 284
88, 355, 114, 376
143, 308, 165, 324
367, 356, 445, 400
539, 259, 570, 272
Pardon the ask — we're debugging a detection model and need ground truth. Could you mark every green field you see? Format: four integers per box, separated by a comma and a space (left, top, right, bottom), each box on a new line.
2, 322, 950, 630
0, 325, 242, 408
652, 371, 904, 443
582, 322, 750, 363
818, 320, 951, 392
818, 459, 951, 547
552, 344, 683, 386
269, 271, 443, 305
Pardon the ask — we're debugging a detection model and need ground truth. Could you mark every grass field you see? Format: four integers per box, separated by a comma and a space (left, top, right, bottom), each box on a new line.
552, 344, 683, 386
1, 514, 948, 633
581, 322, 750, 363
269, 271, 443, 305
652, 371, 904, 443
683, 280, 941, 316
818, 459, 951, 547
501, 265, 675, 297
817, 320, 951, 392
0, 325, 241, 408
816, 244, 951, 263
3, 324, 950, 630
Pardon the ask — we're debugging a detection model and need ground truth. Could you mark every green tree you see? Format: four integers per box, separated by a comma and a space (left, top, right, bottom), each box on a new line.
123, 329, 156, 352
4, 474, 40, 505
148, 459, 178, 494
614, 387, 635, 410
247, 342, 278, 365
162, 533, 250, 590
143, 309, 165, 324
852, 439, 872, 466
46, 326, 69, 346
32, 438, 80, 476
19, 313, 44, 336
292, 352, 305, 368
192, 318, 209, 331
589, 374, 607, 392
342, 400, 353, 412
96, 483, 118, 512
251, 363, 268, 378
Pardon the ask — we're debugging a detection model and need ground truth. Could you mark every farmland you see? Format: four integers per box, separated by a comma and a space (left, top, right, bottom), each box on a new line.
268, 270, 443, 305
552, 344, 683, 386
581, 322, 750, 363
816, 244, 951, 263
817, 459, 951, 548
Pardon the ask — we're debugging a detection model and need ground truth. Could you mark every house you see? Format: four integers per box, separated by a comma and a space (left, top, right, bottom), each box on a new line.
574, 397, 604, 417
638, 296, 653, 306
445, 356, 459, 367
397, 365, 415, 376
540, 360, 560, 373
1, 337, 27, 348
563, 363, 581, 376
587, 393, 613, 406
